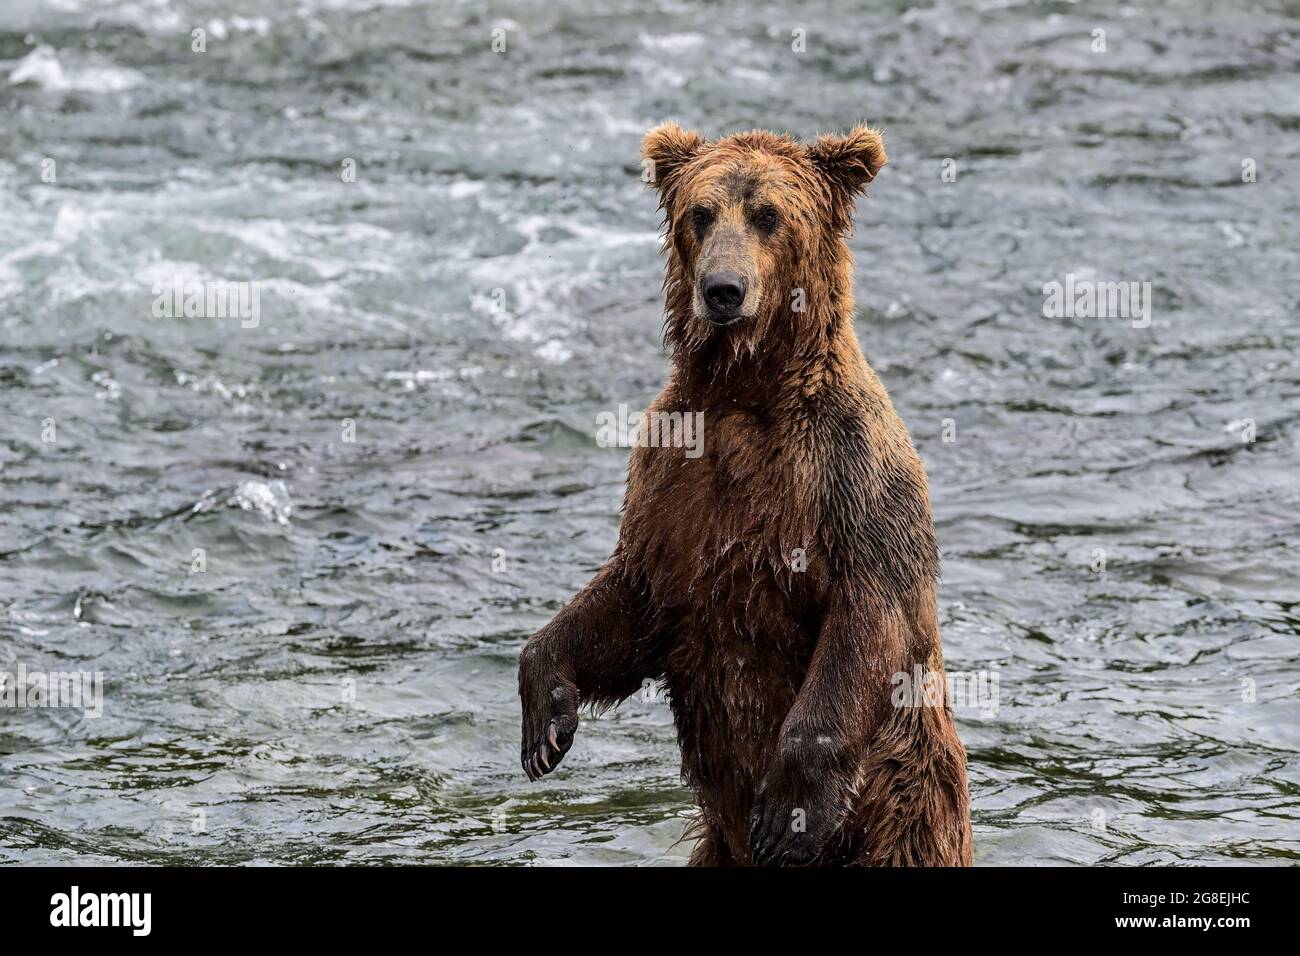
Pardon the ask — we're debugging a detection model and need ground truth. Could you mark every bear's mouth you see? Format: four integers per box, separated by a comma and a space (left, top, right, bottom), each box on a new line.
703, 309, 747, 326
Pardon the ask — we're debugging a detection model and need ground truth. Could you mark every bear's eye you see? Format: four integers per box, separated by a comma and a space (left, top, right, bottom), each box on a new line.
689, 206, 714, 237
751, 205, 780, 235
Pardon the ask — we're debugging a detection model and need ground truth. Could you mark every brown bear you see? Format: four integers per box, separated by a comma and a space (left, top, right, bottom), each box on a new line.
517, 122, 973, 867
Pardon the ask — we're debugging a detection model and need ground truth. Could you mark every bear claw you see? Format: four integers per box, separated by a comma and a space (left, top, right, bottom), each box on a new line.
518, 658, 579, 781
522, 715, 575, 781
748, 786, 835, 866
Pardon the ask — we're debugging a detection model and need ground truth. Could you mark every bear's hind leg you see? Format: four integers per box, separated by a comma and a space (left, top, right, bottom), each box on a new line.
686, 821, 738, 867
850, 708, 973, 867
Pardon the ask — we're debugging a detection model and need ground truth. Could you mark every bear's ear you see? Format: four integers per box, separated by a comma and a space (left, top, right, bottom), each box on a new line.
805, 125, 887, 209
643, 122, 705, 195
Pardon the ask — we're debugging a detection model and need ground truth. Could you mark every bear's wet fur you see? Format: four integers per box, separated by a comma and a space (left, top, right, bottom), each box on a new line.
518, 123, 973, 866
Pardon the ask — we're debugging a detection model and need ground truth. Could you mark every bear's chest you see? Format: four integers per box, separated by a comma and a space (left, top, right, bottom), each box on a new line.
621, 408, 829, 646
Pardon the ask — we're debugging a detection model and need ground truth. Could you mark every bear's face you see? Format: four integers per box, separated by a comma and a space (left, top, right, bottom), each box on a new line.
644, 124, 886, 349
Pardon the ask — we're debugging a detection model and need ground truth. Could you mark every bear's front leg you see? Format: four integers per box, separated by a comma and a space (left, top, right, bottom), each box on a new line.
518, 556, 662, 780
748, 594, 916, 865
749, 729, 856, 866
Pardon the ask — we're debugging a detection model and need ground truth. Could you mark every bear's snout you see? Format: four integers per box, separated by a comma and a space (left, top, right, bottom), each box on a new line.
701, 271, 748, 321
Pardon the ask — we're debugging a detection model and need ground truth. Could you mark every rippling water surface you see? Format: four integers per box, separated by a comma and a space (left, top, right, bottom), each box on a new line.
1, 0, 1297, 865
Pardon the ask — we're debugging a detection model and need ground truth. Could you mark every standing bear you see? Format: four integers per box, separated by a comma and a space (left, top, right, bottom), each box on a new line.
518, 123, 973, 866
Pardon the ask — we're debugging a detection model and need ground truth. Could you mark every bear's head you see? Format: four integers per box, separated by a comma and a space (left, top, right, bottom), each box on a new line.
643, 122, 886, 360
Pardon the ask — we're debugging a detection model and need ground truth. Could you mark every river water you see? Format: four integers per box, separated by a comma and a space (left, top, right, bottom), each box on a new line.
0, 0, 1297, 865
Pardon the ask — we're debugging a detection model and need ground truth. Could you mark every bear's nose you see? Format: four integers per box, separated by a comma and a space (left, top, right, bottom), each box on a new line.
701, 272, 747, 315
